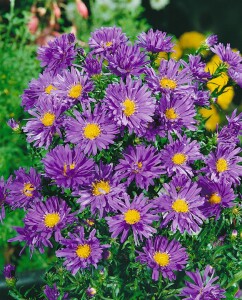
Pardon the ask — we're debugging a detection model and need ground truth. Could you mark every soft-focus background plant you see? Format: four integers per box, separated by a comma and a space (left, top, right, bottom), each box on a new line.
0, 0, 241, 298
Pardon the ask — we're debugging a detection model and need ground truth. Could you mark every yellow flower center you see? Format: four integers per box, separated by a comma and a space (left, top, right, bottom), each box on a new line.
76, 244, 91, 259
172, 199, 189, 213
124, 209, 141, 225
83, 123, 101, 140
23, 182, 35, 197
153, 252, 170, 267
92, 180, 111, 196
137, 162, 143, 169
123, 99, 136, 117
68, 84, 83, 98
160, 77, 177, 89
63, 163, 75, 176
41, 112, 56, 127
216, 158, 228, 173
45, 84, 56, 94
209, 193, 222, 204
44, 213, 60, 228
165, 108, 178, 120
172, 153, 187, 165
105, 41, 112, 47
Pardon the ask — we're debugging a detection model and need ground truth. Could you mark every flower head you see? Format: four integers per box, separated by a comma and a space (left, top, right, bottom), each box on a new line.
75, 161, 125, 217
104, 76, 155, 135
107, 44, 148, 77
83, 54, 103, 77
145, 59, 192, 94
115, 145, 163, 190
203, 145, 242, 185
23, 96, 63, 149
180, 265, 226, 299
37, 33, 77, 75
211, 43, 242, 69
156, 180, 205, 234
24, 197, 76, 242
6, 168, 41, 210
136, 236, 188, 281
44, 283, 69, 300
160, 135, 203, 177
21, 71, 56, 110
56, 227, 109, 275
54, 67, 93, 108
65, 105, 118, 156
206, 34, 218, 47
7, 118, 20, 132
89, 26, 128, 55
158, 93, 196, 132
42, 145, 95, 189
198, 177, 236, 220
106, 193, 159, 245
137, 29, 174, 53
182, 55, 211, 81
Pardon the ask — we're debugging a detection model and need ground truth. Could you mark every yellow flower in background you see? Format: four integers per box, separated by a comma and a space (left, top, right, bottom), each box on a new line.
155, 52, 168, 66
170, 43, 182, 60
206, 55, 234, 110
179, 31, 205, 50
199, 105, 220, 131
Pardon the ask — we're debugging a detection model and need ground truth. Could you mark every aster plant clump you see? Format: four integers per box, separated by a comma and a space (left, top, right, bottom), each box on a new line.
2, 28, 242, 299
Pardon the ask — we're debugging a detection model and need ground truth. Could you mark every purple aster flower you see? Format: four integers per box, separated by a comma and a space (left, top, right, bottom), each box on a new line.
44, 283, 69, 300
7, 118, 20, 132
158, 93, 196, 132
21, 71, 56, 110
23, 96, 63, 149
106, 193, 159, 245
217, 109, 242, 145
182, 55, 211, 81
115, 145, 163, 190
83, 54, 103, 77
24, 197, 76, 242
0, 176, 11, 222
56, 227, 109, 275
136, 236, 188, 281
54, 67, 93, 108
160, 135, 203, 177
156, 180, 205, 234
107, 44, 148, 77
190, 84, 210, 106
9, 225, 53, 256
65, 105, 118, 156
137, 29, 174, 53
104, 76, 155, 135
6, 167, 41, 210
37, 33, 77, 75
211, 43, 242, 69
202, 144, 242, 185
42, 144, 95, 189
169, 174, 190, 191
206, 34, 218, 47
145, 59, 192, 94
3, 264, 16, 287
75, 161, 125, 218
227, 68, 242, 87
180, 265, 226, 299
89, 26, 128, 55
198, 177, 236, 219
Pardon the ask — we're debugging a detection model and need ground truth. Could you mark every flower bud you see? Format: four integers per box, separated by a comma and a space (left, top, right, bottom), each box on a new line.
7, 118, 20, 132
86, 287, 97, 298
76, 0, 89, 19
3, 264, 16, 288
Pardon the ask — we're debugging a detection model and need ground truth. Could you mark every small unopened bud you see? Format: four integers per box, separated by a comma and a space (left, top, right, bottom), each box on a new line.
3, 264, 16, 288
28, 14, 39, 34
205, 34, 218, 48
7, 118, 20, 132
76, 0, 89, 19
231, 229, 238, 239
86, 287, 97, 298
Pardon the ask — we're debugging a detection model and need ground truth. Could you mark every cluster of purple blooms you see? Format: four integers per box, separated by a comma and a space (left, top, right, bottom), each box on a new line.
2, 27, 242, 299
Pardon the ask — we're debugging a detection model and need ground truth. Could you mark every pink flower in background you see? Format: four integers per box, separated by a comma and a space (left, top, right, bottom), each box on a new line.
28, 14, 39, 34
53, 2, 61, 19
76, 0, 89, 19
